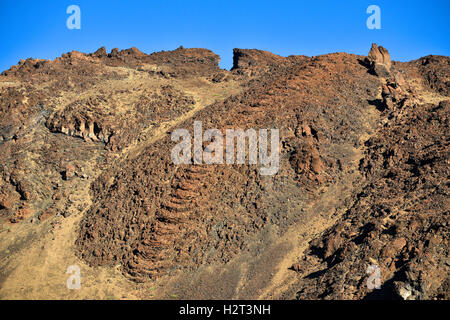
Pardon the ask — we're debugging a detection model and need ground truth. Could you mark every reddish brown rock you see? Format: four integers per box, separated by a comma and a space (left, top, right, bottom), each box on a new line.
367, 43, 392, 77
0, 192, 12, 209
368, 43, 391, 68
0, 44, 447, 300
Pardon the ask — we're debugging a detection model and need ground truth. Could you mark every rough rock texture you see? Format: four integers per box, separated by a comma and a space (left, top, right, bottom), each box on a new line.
368, 43, 391, 68
295, 99, 449, 300
0, 44, 448, 299
365, 43, 392, 78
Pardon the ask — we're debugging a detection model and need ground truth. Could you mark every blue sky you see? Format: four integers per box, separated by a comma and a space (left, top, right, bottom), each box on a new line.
0, 0, 449, 71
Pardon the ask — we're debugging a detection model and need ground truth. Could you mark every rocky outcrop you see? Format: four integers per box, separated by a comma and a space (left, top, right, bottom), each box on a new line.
0, 186, 17, 210
46, 115, 112, 144
366, 43, 392, 77
232, 49, 284, 69
231, 48, 289, 76
91, 46, 107, 58
368, 43, 391, 68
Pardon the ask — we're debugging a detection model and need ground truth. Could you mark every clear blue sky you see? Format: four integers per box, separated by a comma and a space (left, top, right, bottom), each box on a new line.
0, 0, 449, 72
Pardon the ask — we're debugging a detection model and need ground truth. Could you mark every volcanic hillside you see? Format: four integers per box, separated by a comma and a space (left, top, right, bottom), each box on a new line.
0, 44, 448, 299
